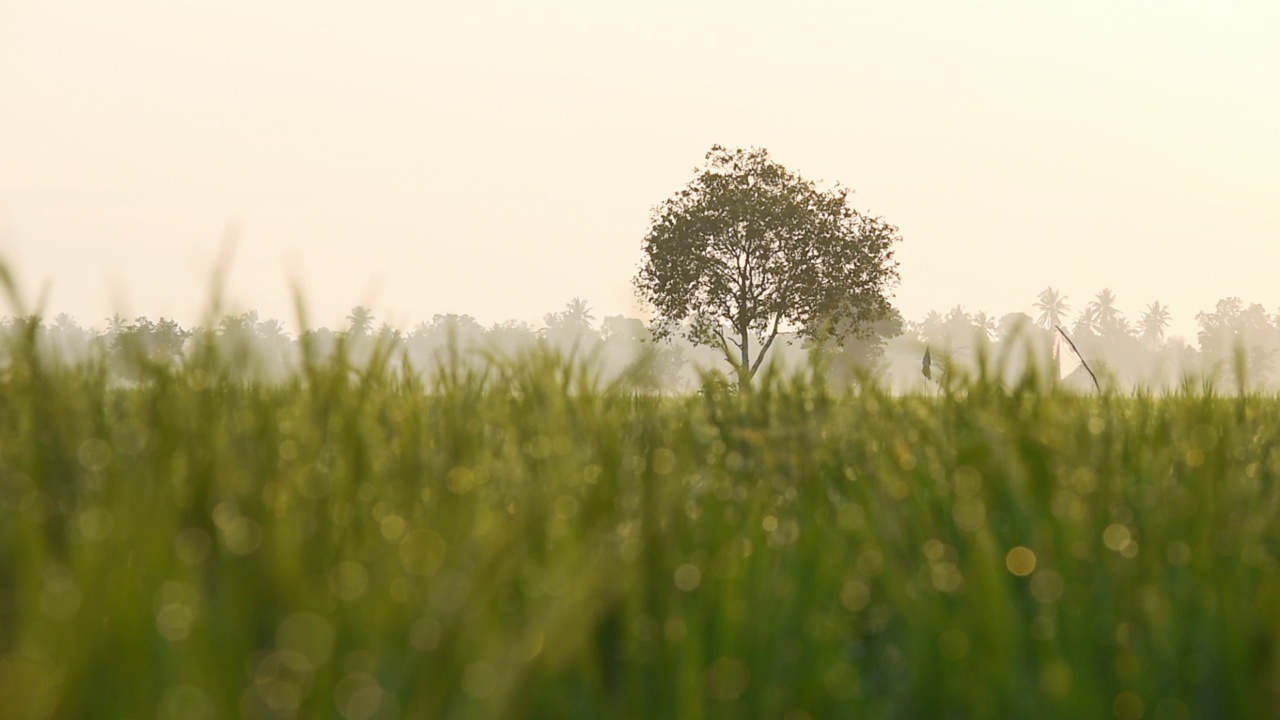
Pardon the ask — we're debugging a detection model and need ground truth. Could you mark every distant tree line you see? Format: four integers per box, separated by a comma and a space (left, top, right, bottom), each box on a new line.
6, 287, 1280, 392
888, 287, 1280, 392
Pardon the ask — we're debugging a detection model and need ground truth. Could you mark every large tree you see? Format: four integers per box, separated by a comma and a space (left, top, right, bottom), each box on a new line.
634, 145, 900, 386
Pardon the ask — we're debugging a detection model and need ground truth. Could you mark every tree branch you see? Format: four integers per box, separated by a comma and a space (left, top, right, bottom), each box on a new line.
749, 313, 784, 375
712, 326, 741, 371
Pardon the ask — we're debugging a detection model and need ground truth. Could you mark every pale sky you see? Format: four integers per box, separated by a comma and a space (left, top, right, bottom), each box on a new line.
1, 1, 1277, 338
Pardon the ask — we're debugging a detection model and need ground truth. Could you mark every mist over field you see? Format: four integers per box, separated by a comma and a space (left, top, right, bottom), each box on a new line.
7, 289, 1279, 395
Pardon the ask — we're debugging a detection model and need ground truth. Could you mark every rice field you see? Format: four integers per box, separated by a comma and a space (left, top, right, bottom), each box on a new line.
0, 329, 1278, 719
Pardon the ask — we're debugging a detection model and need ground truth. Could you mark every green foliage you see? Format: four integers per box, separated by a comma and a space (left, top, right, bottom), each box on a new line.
635, 145, 901, 384
1, 337, 1279, 719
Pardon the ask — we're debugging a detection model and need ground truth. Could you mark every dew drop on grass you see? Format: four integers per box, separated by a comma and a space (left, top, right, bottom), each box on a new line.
276, 612, 334, 670
111, 420, 148, 457
221, 517, 262, 555
822, 661, 858, 700
162, 684, 212, 720
77, 438, 112, 471
953, 498, 987, 532
399, 529, 447, 577
1103, 524, 1132, 552
857, 549, 884, 576
553, 494, 579, 520
1165, 541, 1191, 566
923, 539, 945, 560
953, 466, 982, 497
840, 580, 870, 611
329, 562, 369, 601
446, 467, 475, 495
651, 448, 676, 475
389, 578, 410, 603
1069, 467, 1097, 493
333, 673, 385, 720
706, 657, 749, 701
674, 564, 702, 592
156, 604, 196, 641
930, 562, 963, 594
1040, 661, 1071, 699
410, 617, 442, 652
1030, 570, 1064, 604
153, 582, 200, 642
38, 565, 81, 623
379, 515, 405, 541
77, 507, 114, 541
0, 653, 64, 720
1006, 547, 1037, 576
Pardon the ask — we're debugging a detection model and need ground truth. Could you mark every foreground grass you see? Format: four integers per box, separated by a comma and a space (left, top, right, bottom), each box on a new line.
0, 338, 1278, 719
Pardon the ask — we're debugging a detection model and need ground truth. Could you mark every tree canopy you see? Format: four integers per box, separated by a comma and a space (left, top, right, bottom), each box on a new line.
634, 145, 901, 385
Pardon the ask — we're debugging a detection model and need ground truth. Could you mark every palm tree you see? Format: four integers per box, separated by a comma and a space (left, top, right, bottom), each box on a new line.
915, 310, 944, 340
1088, 288, 1124, 334
257, 318, 288, 343
53, 313, 78, 332
1072, 305, 1098, 336
973, 311, 997, 342
217, 313, 254, 337
550, 297, 595, 334
1138, 301, 1171, 351
1035, 288, 1070, 329
105, 314, 129, 338
346, 306, 375, 336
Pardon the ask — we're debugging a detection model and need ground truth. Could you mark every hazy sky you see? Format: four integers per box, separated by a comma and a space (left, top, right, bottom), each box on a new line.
1, 1, 1277, 337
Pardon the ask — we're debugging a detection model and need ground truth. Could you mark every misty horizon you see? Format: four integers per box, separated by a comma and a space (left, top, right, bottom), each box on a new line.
9, 289, 1280, 394
2, 2, 1276, 343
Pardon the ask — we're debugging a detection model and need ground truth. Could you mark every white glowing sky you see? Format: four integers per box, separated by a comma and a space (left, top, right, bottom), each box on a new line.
1, 1, 1277, 337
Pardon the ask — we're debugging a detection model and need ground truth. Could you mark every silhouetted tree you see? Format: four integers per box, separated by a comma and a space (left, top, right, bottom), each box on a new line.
105, 314, 129, 338
1138, 301, 1171, 351
109, 316, 189, 379
485, 320, 538, 355
404, 314, 485, 370
973, 311, 997, 342
258, 318, 288, 342
256, 318, 293, 379
635, 145, 900, 387
1196, 298, 1278, 388
541, 298, 600, 353
1088, 288, 1127, 338
823, 307, 904, 385
47, 313, 93, 361
1034, 288, 1069, 329
1071, 306, 1098, 338
346, 306, 375, 336
916, 306, 985, 352
561, 297, 595, 332
997, 312, 1036, 342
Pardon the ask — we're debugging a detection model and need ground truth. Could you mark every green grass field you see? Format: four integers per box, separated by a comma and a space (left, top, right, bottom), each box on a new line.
0, 329, 1277, 719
